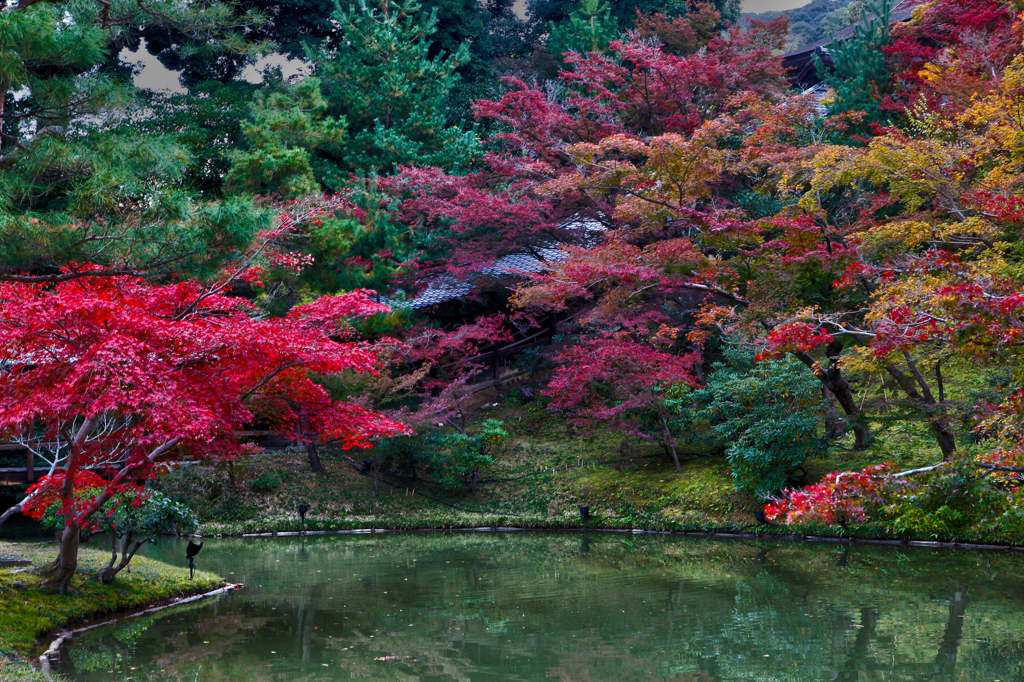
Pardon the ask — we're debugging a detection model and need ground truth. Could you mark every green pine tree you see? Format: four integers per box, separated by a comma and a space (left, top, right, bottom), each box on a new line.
0, 0, 269, 282
816, 0, 894, 139
311, 0, 478, 179
140, 81, 257, 200
548, 0, 618, 57
225, 77, 347, 200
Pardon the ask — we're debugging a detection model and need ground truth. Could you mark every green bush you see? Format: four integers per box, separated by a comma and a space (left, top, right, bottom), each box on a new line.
672, 350, 828, 498
882, 455, 1009, 539
37, 487, 197, 541
421, 419, 507, 489
36, 486, 199, 581
372, 419, 508, 490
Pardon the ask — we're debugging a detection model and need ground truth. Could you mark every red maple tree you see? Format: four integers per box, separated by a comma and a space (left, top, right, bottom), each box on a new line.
474, 16, 788, 164
887, 0, 1021, 115
544, 334, 700, 473
0, 270, 408, 591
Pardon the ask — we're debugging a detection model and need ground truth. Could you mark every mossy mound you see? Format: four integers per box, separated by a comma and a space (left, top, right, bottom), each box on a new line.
0, 540, 221, 680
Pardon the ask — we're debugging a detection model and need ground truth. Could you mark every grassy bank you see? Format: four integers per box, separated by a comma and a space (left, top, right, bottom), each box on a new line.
150, 387, 1024, 546
0, 540, 221, 681
158, 395, 746, 535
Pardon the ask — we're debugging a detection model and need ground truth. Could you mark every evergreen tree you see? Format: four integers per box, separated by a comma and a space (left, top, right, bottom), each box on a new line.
140, 81, 257, 199
0, 0, 268, 282
548, 0, 618, 57
225, 77, 347, 199
1, 4, 163, 218
311, 0, 478, 179
816, 0, 894, 138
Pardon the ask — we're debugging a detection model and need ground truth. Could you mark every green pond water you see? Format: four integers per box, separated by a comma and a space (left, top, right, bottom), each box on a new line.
55, 532, 1024, 681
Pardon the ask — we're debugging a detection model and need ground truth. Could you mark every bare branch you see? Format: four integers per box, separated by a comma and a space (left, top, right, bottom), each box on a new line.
72, 437, 182, 525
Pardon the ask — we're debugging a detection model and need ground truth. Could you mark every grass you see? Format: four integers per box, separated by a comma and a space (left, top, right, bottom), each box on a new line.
0, 539, 222, 680
152, 392, 827, 535
0, 657, 54, 682
154, 394, 756, 536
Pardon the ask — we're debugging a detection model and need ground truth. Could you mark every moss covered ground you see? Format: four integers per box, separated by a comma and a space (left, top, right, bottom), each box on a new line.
0, 540, 221, 680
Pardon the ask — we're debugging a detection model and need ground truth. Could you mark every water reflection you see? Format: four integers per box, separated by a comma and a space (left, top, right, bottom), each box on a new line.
56, 532, 1024, 681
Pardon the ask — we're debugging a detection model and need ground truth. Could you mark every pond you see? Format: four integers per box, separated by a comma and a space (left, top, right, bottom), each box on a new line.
55, 531, 1024, 681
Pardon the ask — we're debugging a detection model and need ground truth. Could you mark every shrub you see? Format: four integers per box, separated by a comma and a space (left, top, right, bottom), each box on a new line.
421, 419, 507, 489
371, 419, 507, 490
672, 350, 828, 498
35, 486, 198, 583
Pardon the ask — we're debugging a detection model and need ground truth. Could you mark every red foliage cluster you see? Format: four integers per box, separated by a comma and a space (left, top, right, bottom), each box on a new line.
763, 464, 894, 524
375, 167, 580, 278
0, 273, 404, 453
21, 471, 146, 533
964, 191, 1024, 227
629, 4, 720, 56
756, 323, 834, 360
0, 270, 409, 536
401, 314, 513, 368
473, 18, 788, 163
232, 195, 360, 287
887, 0, 1022, 112
544, 334, 699, 430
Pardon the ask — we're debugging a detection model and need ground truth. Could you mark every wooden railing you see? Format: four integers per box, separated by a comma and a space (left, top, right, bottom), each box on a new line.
432, 314, 559, 391
0, 446, 35, 486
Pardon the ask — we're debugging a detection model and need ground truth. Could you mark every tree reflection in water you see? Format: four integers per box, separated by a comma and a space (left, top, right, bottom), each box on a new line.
58, 533, 1024, 681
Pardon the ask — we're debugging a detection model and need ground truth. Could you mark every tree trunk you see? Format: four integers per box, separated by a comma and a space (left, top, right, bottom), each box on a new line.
48, 432, 177, 593
99, 532, 119, 582
884, 355, 957, 460
659, 411, 682, 474
0, 80, 7, 156
822, 386, 844, 440
299, 408, 326, 473
934, 584, 967, 677
33, 431, 177, 593
96, 532, 145, 584
304, 437, 325, 473
930, 419, 958, 461
836, 608, 878, 682
794, 341, 871, 449
44, 524, 81, 594
666, 441, 681, 474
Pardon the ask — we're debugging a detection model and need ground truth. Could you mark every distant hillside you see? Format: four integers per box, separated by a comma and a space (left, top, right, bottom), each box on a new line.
744, 0, 855, 50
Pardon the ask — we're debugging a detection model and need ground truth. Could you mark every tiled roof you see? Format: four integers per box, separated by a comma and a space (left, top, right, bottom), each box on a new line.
781, 0, 925, 88
802, 83, 833, 117
381, 216, 606, 310
783, 0, 923, 60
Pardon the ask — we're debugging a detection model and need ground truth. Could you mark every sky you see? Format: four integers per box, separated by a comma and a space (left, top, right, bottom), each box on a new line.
122, 41, 309, 96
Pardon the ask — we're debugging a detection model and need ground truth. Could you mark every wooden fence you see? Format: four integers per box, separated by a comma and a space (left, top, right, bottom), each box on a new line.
0, 443, 35, 486
432, 314, 559, 394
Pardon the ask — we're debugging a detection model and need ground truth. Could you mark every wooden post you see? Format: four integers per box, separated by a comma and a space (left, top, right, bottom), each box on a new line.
25, 449, 34, 484
492, 343, 500, 381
